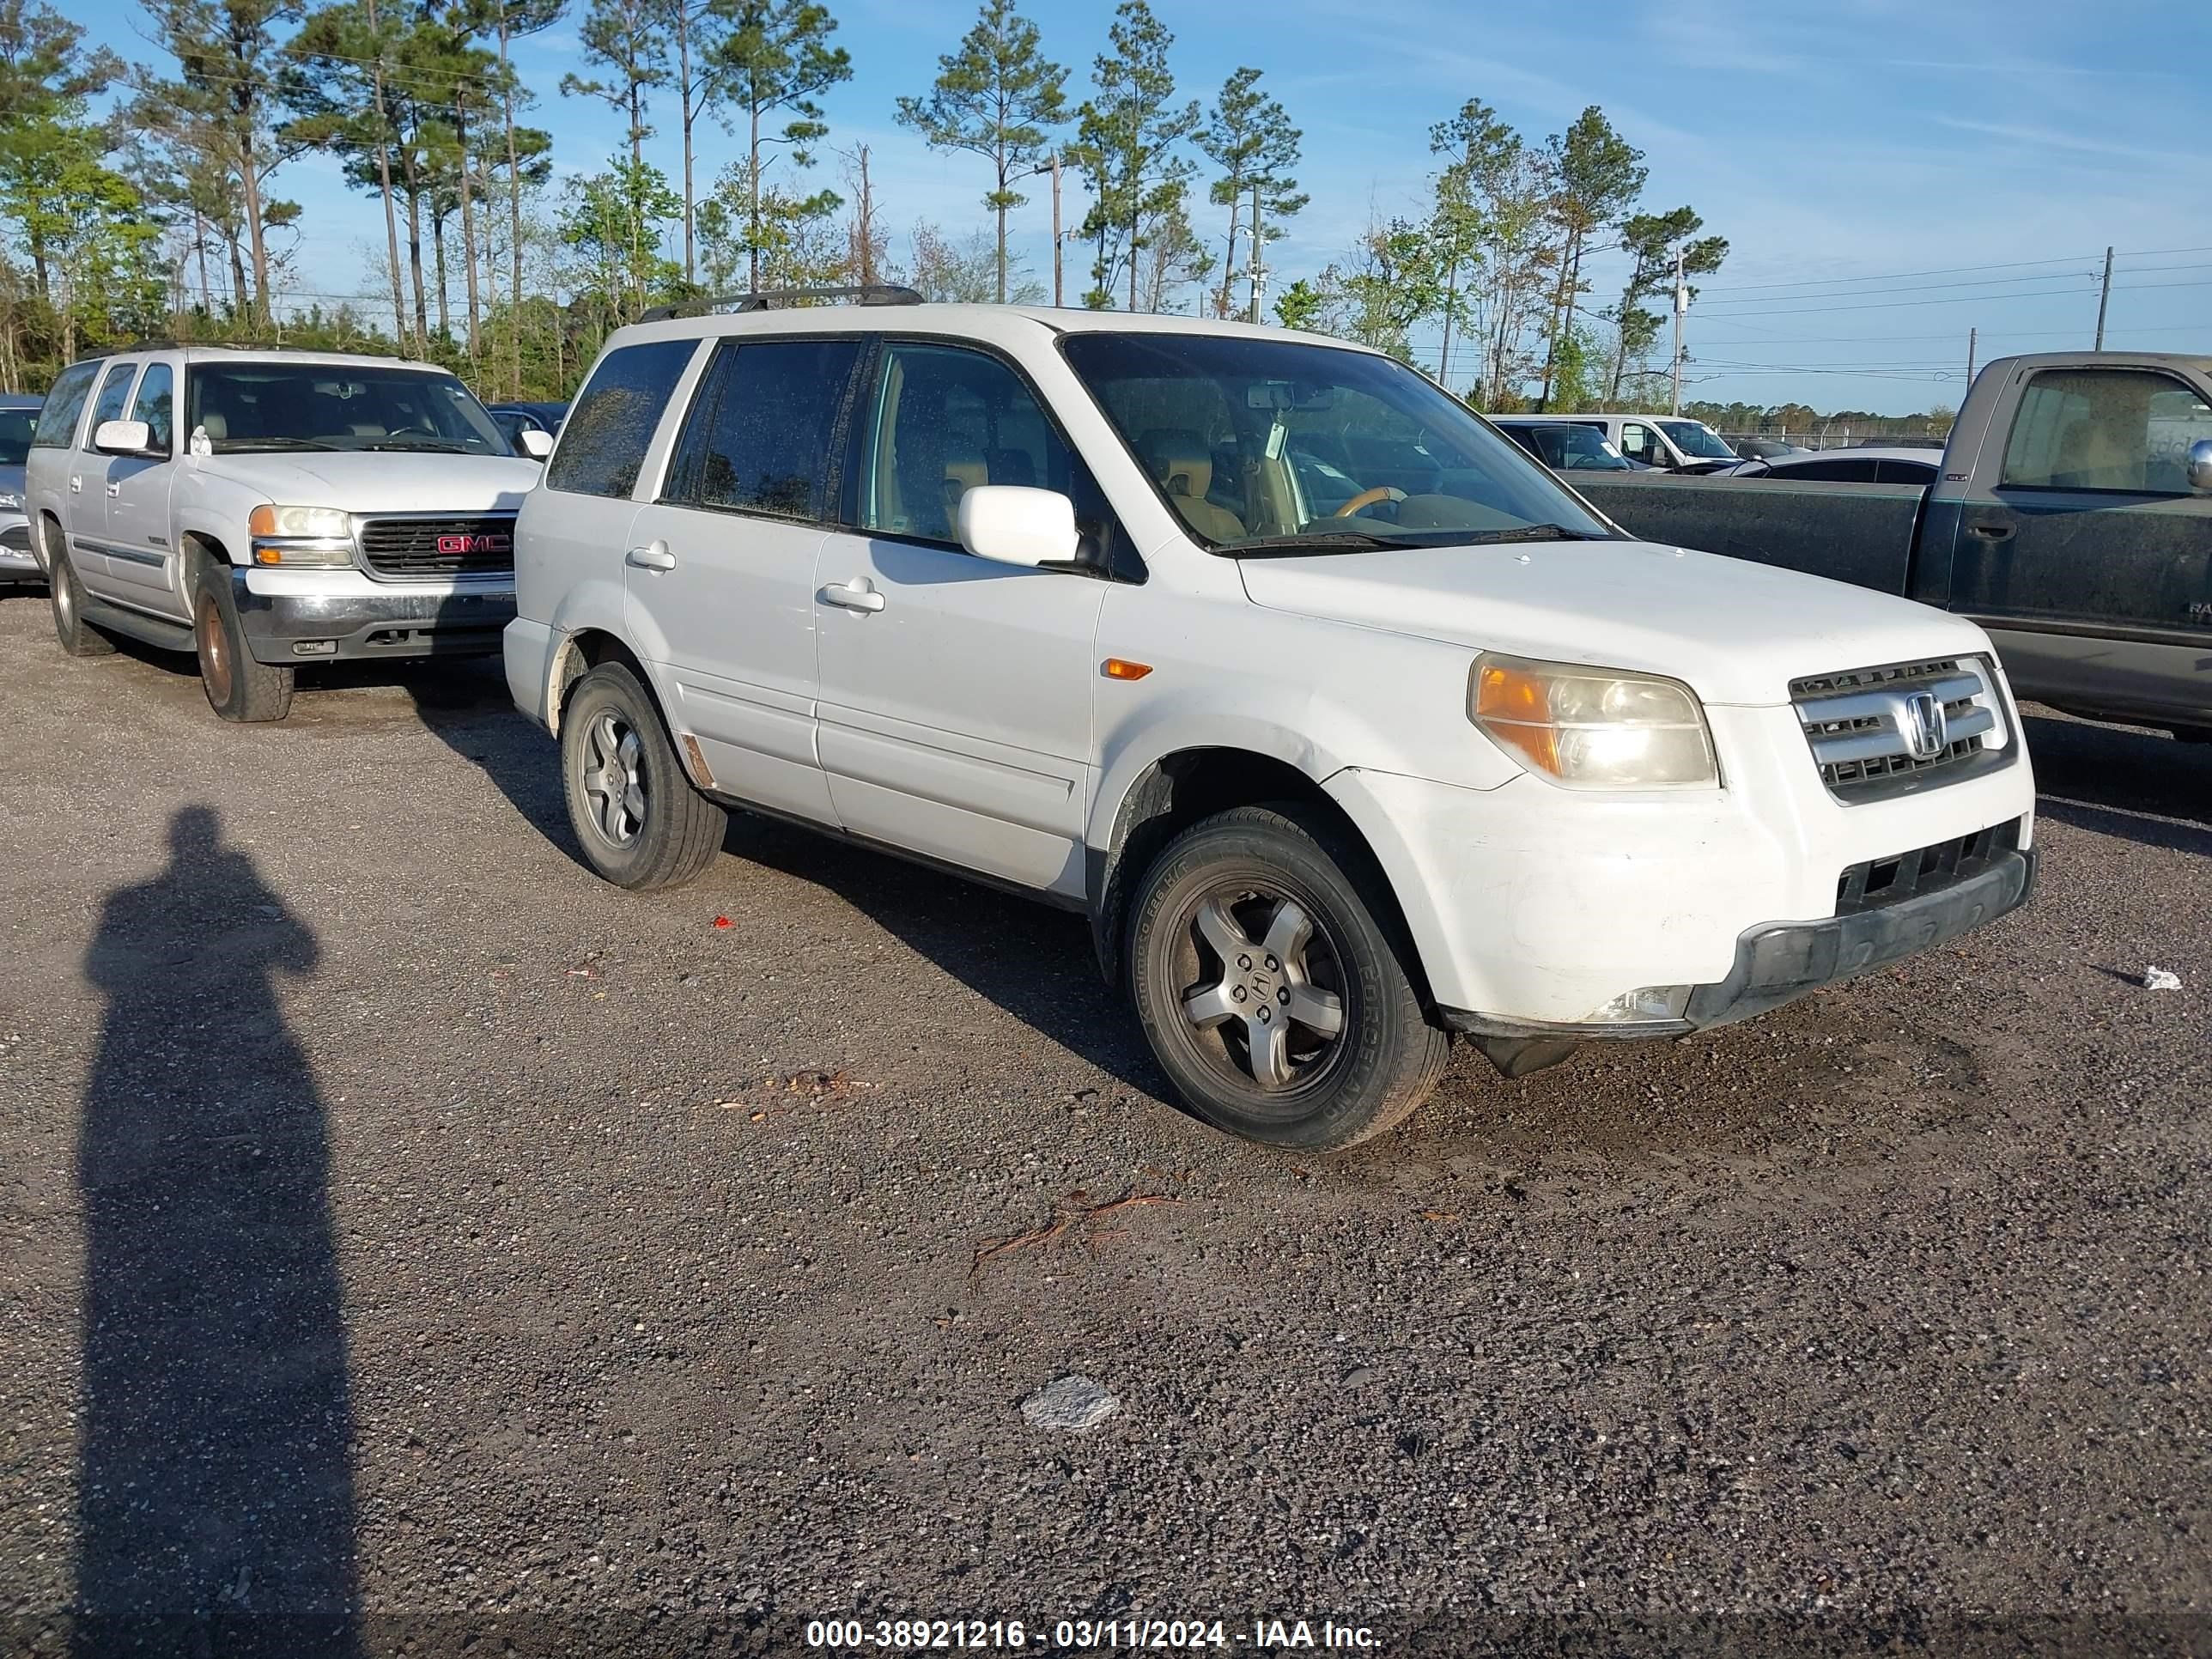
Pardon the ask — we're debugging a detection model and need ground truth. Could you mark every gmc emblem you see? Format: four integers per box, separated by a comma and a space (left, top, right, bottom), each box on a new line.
438, 532, 511, 555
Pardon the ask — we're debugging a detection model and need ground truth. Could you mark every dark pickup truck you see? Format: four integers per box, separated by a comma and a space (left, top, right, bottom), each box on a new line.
1577, 352, 2212, 738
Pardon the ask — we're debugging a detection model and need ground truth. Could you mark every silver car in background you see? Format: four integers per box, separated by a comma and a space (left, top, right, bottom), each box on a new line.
0, 392, 42, 584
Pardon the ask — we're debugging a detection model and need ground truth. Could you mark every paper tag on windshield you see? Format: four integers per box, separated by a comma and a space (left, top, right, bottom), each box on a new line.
1265, 422, 1285, 461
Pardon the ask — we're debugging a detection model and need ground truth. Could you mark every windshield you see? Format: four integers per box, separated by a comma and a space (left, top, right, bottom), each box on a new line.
1656, 418, 1736, 459
0, 409, 33, 466
185, 363, 508, 454
1060, 332, 1614, 551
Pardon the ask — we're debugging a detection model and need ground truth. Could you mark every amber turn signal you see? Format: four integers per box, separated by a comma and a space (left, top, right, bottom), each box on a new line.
1103, 658, 1152, 680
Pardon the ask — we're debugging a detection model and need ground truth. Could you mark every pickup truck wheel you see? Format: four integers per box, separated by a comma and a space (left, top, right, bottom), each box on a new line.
191, 555, 293, 722
1127, 804, 1449, 1152
49, 544, 116, 658
560, 662, 726, 890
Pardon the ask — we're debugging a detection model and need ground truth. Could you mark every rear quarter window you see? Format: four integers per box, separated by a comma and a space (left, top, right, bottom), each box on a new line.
31, 362, 99, 449
547, 339, 701, 499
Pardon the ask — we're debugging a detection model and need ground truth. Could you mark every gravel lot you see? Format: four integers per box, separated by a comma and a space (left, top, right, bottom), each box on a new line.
1, 587, 2209, 1657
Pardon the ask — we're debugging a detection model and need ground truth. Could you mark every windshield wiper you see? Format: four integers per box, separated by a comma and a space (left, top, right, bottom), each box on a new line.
363, 438, 472, 452
1226, 529, 1440, 554
1450, 523, 1613, 544
212, 438, 342, 452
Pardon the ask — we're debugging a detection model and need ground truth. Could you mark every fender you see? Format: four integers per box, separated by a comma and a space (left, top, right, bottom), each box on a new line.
539, 575, 635, 734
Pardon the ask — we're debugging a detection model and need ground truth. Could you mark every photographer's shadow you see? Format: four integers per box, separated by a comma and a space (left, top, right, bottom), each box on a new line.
76, 806, 356, 1655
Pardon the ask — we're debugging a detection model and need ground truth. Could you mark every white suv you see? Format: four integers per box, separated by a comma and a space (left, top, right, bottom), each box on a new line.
505, 294, 2037, 1150
25, 344, 547, 720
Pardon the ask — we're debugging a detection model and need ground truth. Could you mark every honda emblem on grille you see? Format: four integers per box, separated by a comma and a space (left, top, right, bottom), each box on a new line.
1901, 690, 1948, 760
436, 532, 511, 555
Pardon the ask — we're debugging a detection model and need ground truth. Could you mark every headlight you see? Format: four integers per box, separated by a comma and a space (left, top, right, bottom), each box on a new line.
1470, 653, 1719, 788
0, 491, 21, 512
249, 504, 352, 538
247, 503, 355, 567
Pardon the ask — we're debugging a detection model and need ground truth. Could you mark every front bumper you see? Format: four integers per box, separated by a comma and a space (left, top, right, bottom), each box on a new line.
233, 569, 515, 663
1436, 844, 2036, 1068
0, 517, 38, 581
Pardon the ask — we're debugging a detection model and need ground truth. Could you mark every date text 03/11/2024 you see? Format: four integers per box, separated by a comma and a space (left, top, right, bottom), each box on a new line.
802, 1617, 1384, 1650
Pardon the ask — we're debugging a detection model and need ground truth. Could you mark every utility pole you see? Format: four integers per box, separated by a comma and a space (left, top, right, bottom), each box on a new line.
1247, 191, 1265, 325
2094, 245, 2113, 349
1669, 241, 1687, 416
1966, 325, 1977, 387
1050, 153, 1063, 307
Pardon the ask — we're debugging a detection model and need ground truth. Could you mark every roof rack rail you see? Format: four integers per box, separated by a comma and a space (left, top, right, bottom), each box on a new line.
119, 339, 346, 355
638, 284, 926, 324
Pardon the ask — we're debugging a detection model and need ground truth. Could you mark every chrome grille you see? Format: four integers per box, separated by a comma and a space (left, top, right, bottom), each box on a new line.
356, 514, 516, 580
1791, 656, 2007, 801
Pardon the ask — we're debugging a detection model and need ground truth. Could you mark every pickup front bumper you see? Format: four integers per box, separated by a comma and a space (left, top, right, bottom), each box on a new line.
1437, 843, 2037, 1075
232, 569, 515, 663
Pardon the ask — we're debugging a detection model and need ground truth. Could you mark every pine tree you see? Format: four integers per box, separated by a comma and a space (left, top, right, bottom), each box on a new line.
894, 0, 1066, 305
1195, 66, 1303, 321
1074, 0, 1196, 313
712, 0, 852, 292
1536, 106, 1644, 410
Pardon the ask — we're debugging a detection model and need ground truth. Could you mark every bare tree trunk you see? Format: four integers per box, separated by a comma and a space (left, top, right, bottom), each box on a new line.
400, 143, 431, 348
193, 213, 212, 313
456, 97, 483, 373
365, 0, 410, 355
237, 116, 271, 325
431, 210, 452, 343
629, 84, 645, 309
677, 3, 696, 286
747, 106, 762, 293
1215, 191, 1239, 321
497, 16, 526, 395
1536, 230, 1579, 411
228, 234, 249, 318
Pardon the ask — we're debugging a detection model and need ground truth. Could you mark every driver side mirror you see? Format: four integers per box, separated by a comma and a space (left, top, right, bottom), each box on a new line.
518, 427, 554, 460
2189, 439, 2212, 493
93, 418, 155, 457
957, 485, 1079, 568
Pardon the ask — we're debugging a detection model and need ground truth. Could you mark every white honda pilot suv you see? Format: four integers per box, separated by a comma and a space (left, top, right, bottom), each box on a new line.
506, 290, 2037, 1151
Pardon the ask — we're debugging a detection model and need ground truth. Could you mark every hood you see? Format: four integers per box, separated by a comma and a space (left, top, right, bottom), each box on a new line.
198, 449, 539, 513
1237, 538, 1988, 707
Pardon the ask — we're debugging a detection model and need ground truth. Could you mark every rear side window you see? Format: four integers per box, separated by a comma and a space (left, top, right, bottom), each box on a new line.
33, 362, 99, 448
1875, 457, 1936, 485
1778, 456, 1879, 483
2001, 368, 2210, 494
665, 337, 863, 521
84, 363, 139, 449
547, 339, 699, 499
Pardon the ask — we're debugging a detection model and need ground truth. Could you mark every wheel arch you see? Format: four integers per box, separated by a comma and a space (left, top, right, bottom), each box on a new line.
1087, 746, 1425, 1000
549, 629, 716, 793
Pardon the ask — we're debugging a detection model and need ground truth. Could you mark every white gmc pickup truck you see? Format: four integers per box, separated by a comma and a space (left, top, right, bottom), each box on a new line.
505, 294, 2038, 1151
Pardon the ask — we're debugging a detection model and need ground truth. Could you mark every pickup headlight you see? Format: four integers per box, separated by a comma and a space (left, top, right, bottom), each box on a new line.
247, 503, 356, 567
0, 490, 21, 512
1470, 653, 1719, 788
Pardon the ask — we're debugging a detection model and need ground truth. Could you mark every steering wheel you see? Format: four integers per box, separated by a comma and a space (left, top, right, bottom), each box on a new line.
1334, 485, 1407, 518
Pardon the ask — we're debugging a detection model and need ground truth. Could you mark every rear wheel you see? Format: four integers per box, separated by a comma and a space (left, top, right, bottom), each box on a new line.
560, 661, 726, 890
1127, 803, 1449, 1152
48, 542, 116, 658
191, 551, 293, 722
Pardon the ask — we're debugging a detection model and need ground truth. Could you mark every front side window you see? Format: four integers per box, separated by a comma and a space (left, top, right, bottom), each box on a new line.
666, 337, 861, 521
1618, 422, 1662, 465
84, 363, 139, 449
857, 342, 1092, 543
1060, 332, 1613, 551
131, 364, 175, 454
32, 362, 98, 449
185, 363, 507, 455
2001, 368, 2212, 494
549, 339, 700, 499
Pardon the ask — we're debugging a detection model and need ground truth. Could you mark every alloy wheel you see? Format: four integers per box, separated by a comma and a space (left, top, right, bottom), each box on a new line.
1176, 886, 1347, 1091
580, 711, 647, 848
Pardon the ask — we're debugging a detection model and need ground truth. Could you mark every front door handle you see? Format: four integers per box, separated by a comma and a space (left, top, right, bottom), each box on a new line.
1967, 522, 2015, 542
69, 475, 82, 494
624, 539, 675, 571
820, 577, 886, 613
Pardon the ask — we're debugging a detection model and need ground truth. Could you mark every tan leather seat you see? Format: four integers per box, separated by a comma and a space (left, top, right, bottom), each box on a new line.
1139, 428, 1246, 542
942, 447, 988, 520
2052, 416, 2143, 491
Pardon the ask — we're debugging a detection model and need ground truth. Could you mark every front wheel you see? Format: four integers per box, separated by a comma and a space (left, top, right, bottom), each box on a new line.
191, 552, 293, 722
559, 661, 726, 890
1127, 803, 1449, 1152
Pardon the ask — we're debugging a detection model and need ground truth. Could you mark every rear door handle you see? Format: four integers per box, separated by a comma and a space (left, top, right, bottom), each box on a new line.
819, 577, 885, 613
1967, 522, 2015, 541
69, 476, 82, 494
624, 539, 675, 571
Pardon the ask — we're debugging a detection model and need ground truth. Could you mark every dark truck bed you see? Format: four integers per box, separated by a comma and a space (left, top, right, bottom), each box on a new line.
1571, 353, 2212, 738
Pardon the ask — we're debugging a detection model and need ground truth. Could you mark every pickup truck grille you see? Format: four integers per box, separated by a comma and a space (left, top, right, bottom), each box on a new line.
356, 514, 517, 580
1791, 657, 2008, 802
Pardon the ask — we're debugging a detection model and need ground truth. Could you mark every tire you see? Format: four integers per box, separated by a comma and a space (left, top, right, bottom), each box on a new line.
191, 551, 294, 722
560, 661, 726, 890
49, 541, 116, 658
1127, 802, 1450, 1152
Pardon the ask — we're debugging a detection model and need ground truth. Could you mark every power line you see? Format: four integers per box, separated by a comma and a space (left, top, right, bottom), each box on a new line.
1699, 286, 2103, 318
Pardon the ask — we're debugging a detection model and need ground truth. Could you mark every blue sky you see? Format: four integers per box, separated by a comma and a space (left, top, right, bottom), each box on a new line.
88, 0, 2212, 413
